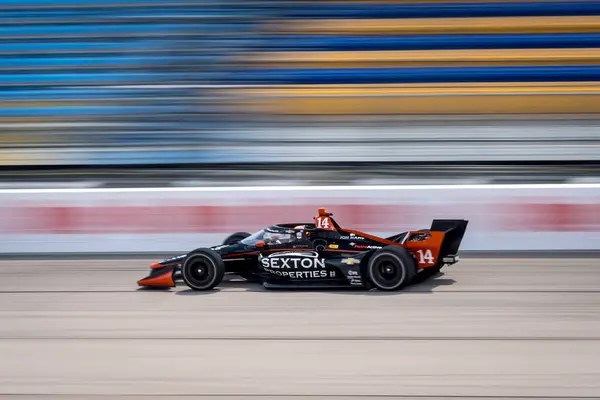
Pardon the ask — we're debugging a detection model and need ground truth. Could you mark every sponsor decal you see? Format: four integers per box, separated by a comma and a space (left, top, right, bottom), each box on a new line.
265, 269, 335, 279
342, 258, 360, 265
260, 251, 334, 279
340, 233, 365, 240
328, 244, 339, 249
348, 270, 359, 276
351, 244, 382, 250
261, 256, 326, 270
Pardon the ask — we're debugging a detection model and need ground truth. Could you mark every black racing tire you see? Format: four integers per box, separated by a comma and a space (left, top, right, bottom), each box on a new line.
366, 246, 416, 291
181, 248, 225, 291
222, 232, 251, 245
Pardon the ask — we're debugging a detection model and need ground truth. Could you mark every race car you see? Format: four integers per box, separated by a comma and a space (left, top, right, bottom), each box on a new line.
137, 207, 468, 291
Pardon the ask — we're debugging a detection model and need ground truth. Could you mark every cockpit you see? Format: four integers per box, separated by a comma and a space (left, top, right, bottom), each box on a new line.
240, 228, 299, 246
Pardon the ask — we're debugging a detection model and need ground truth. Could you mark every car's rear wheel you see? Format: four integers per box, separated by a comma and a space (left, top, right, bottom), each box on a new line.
181, 248, 225, 291
366, 246, 416, 291
222, 232, 251, 245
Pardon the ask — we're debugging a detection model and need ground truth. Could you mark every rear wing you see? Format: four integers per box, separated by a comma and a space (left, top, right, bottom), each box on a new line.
431, 219, 469, 257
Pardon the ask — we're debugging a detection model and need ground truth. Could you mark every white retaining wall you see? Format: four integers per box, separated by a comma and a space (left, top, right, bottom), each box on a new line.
0, 184, 599, 253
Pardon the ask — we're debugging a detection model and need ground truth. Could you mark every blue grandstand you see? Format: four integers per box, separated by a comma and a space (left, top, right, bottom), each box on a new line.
1, 0, 600, 166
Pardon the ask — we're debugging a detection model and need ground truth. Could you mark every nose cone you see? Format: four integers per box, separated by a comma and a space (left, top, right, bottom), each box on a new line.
137, 269, 175, 288
138, 261, 176, 288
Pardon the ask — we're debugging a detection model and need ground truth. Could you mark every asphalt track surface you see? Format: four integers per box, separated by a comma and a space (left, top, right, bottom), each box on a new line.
1, 257, 600, 400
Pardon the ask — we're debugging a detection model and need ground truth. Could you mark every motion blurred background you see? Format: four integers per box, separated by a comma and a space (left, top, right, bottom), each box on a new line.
2, 0, 600, 187
1, 0, 600, 254
2, 4, 600, 398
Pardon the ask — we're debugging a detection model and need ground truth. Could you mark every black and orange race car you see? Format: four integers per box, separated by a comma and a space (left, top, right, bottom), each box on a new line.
137, 208, 468, 291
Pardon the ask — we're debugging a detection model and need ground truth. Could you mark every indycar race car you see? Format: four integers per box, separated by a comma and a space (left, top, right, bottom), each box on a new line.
137, 208, 468, 291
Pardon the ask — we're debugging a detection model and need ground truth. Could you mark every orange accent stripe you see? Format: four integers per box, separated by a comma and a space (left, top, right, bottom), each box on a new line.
137, 270, 175, 287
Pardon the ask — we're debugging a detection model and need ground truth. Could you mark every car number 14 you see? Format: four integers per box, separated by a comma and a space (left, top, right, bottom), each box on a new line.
416, 249, 434, 264
315, 216, 331, 229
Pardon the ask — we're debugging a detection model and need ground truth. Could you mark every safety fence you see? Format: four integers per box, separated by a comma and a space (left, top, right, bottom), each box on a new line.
0, 184, 599, 254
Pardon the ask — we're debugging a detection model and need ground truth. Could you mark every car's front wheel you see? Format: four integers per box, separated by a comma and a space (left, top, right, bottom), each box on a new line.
366, 246, 416, 291
181, 248, 225, 291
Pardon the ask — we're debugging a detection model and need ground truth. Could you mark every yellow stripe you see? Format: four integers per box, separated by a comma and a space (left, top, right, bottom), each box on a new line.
231, 95, 600, 114
226, 82, 600, 114
272, 16, 600, 35
228, 82, 600, 96
0, 150, 55, 166
243, 48, 600, 68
